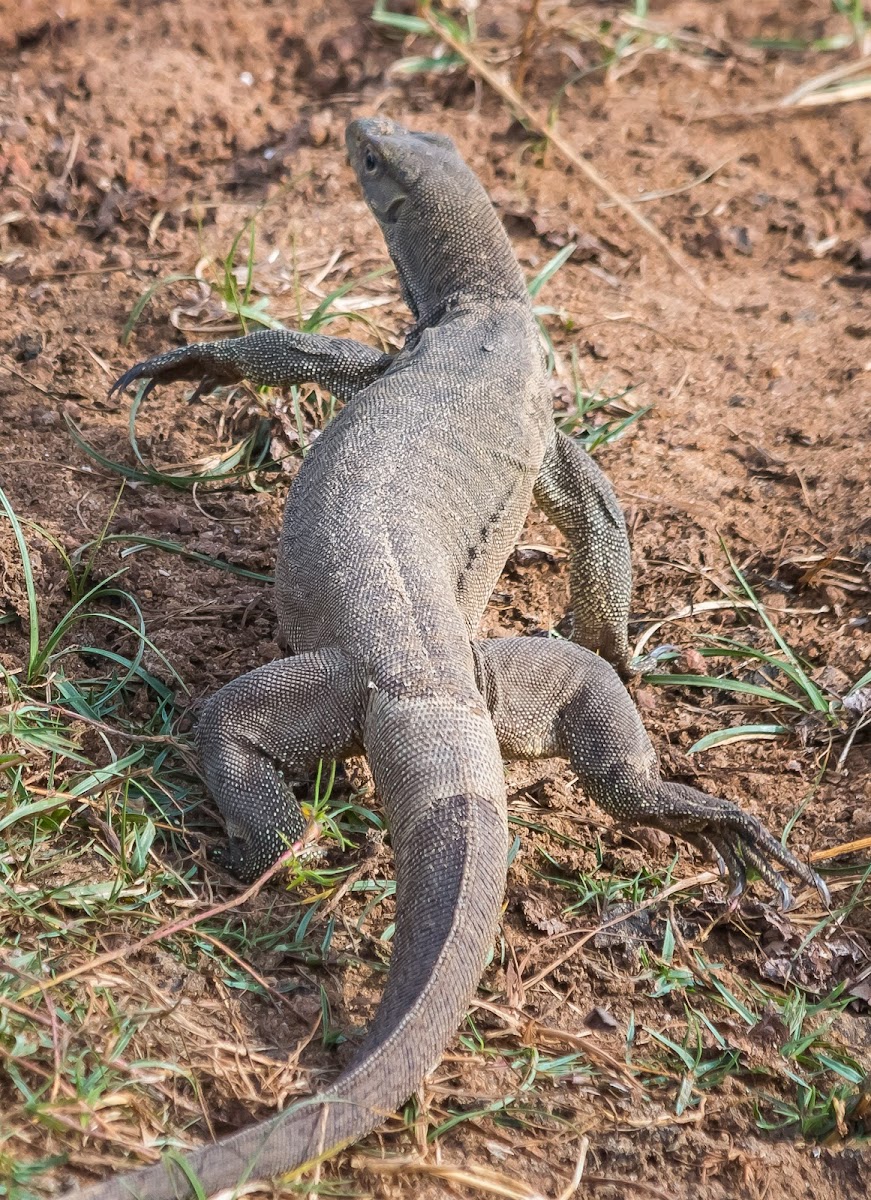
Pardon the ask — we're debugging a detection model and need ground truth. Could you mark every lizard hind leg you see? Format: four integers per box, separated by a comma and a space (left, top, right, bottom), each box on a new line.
195, 648, 365, 883
473, 636, 828, 907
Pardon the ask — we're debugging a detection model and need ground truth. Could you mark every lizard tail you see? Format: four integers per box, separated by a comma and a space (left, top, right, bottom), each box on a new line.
71, 782, 508, 1200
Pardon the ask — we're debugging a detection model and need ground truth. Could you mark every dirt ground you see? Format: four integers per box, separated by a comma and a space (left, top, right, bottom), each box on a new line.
1, 1, 870, 1198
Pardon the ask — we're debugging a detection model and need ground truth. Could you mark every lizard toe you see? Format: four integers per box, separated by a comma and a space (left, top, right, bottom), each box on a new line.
109, 344, 216, 398
734, 838, 794, 909
630, 643, 679, 677
654, 782, 827, 907
109, 360, 150, 398
725, 815, 830, 907
687, 832, 746, 901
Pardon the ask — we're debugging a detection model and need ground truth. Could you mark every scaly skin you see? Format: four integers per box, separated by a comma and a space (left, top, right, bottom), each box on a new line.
68, 118, 828, 1200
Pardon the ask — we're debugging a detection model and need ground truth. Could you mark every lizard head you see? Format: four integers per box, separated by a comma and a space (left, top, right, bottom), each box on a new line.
345, 117, 527, 324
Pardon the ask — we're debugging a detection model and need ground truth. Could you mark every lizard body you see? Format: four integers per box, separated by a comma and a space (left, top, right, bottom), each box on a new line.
71, 118, 827, 1200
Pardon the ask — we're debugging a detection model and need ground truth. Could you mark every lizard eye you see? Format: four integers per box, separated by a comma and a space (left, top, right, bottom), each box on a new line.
363, 148, 379, 173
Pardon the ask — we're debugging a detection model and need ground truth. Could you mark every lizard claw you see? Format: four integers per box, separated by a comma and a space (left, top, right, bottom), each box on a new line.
630, 643, 679, 676
654, 781, 829, 909
207, 816, 324, 882
110, 343, 235, 401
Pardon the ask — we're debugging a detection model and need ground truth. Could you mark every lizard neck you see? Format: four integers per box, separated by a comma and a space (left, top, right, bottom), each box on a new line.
385, 195, 531, 329
401, 291, 534, 352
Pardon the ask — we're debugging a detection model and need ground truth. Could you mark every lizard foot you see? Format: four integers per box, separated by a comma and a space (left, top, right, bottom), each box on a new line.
110, 342, 240, 403
628, 642, 678, 678
208, 819, 323, 883
652, 781, 829, 910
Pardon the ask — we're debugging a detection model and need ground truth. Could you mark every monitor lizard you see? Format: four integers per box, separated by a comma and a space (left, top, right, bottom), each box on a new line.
70, 117, 828, 1200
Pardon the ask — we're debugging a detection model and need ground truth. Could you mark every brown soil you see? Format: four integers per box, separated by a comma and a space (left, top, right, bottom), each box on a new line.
1, 1, 870, 1199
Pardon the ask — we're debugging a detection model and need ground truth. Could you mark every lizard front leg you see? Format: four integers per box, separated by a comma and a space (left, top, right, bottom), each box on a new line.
474, 637, 828, 907
111, 329, 394, 404
534, 430, 634, 679
196, 648, 365, 881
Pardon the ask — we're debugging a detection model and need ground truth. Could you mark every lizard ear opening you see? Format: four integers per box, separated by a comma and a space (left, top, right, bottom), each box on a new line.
382, 195, 406, 225
415, 131, 456, 153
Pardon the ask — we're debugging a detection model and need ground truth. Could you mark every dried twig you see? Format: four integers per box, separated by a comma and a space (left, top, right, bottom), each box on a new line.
597, 155, 737, 209
417, 4, 728, 309
691, 52, 871, 119
557, 1140, 588, 1200
517, 869, 718, 991
352, 1155, 548, 1200
18, 848, 299, 999
579, 1178, 674, 1199
513, 0, 543, 94
811, 832, 871, 863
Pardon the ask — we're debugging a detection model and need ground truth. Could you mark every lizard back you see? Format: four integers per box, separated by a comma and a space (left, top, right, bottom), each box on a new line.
276, 303, 551, 694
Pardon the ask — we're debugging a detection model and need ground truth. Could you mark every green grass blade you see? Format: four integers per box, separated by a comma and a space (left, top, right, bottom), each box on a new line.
371, 2, 432, 34
71, 533, 273, 583
527, 243, 576, 300
720, 542, 829, 714
121, 274, 198, 345
70, 746, 146, 795
393, 53, 465, 72
66, 412, 281, 490
0, 795, 76, 835
65, 413, 167, 483
583, 404, 653, 452
28, 569, 129, 676
0, 485, 40, 672
707, 975, 755, 1025
643, 1026, 696, 1071
847, 665, 871, 695
243, 222, 256, 306
302, 265, 393, 333
644, 673, 808, 710
57, 646, 175, 700
688, 724, 790, 753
